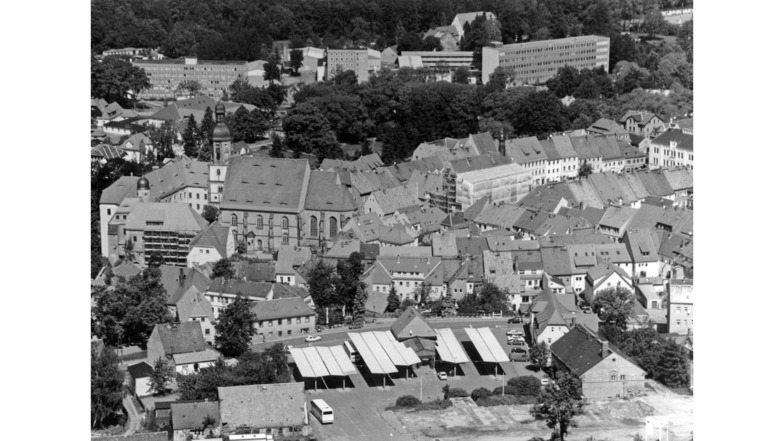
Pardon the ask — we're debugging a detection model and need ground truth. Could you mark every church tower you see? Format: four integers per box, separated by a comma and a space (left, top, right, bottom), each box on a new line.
137, 176, 150, 202
208, 102, 232, 205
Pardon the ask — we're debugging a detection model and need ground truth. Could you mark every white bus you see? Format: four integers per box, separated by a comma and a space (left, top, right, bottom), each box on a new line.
311, 399, 334, 424
343, 341, 359, 363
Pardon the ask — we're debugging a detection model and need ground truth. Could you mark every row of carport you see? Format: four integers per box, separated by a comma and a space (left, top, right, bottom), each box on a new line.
290, 327, 509, 389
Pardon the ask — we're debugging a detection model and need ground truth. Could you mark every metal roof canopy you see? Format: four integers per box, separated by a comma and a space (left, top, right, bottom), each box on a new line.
348, 333, 396, 374
465, 327, 510, 363
374, 331, 421, 366
290, 345, 358, 378
435, 328, 471, 364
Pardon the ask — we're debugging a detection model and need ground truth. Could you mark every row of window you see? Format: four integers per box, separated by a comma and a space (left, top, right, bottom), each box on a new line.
261, 316, 311, 327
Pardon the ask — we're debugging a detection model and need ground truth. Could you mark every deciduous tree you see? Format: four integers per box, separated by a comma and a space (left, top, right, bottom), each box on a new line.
289, 49, 303, 75
215, 296, 256, 357
201, 204, 219, 223
149, 357, 174, 396
308, 260, 339, 308
211, 258, 235, 279
530, 381, 586, 441
91, 344, 126, 428
592, 286, 634, 331
578, 161, 593, 178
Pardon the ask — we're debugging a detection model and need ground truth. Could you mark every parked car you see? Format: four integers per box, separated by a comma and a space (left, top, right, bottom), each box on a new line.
437, 372, 448, 380
349, 321, 364, 329
507, 336, 526, 346
506, 329, 525, 337
510, 347, 528, 362
507, 316, 523, 324
581, 306, 593, 314
540, 378, 551, 386
305, 335, 322, 342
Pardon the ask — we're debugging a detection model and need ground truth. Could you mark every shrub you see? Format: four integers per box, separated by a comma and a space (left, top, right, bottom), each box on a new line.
416, 399, 453, 411
395, 395, 422, 407
470, 387, 492, 401
507, 376, 541, 396
447, 387, 468, 398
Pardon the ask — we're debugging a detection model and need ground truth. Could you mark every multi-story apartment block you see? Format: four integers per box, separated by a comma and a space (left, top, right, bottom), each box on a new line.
326, 49, 370, 83
399, 51, 474, 69
667, 279, 693, 335
648, 128, 694, 170
133, 58, 248, 100
252, 298, 317, 339
363, 256, 446, 300
482, 35, 610, 85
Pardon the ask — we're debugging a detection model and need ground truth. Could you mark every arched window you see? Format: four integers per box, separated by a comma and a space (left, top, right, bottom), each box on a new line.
282, 216, 289, 229
231, 214, 237, 226
282, 231, 289, 245
310, 216, 318, 237
329, 217, 337, 238
256, 215, 263, 229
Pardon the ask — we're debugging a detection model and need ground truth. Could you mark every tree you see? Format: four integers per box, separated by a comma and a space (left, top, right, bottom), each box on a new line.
149, 357, 175, 396
176, 80, 202, 98
453, 67, 470, 84
485, 67, 511, 94
386, 286, 401, 312
337, 252, 366, 311
352, 285, 368, 319
656, 339, 691, 388
147, 251, 164, 268
92, 344, 126, 428
308, 260, 338, 308
421, 35, 443, 52
511, 91, 570, 138
415, 283, 432, 304
478, 283, 511, 313
530, 382, 586, 441
289, 49, 303, 75
578, 161, 593, 178
148, 121, 178, 161
215, 296, 256, 357
529, 341, 549, 371
592, 286, 635, 331
397, 31, 426, 53
91, 56, 150, 108
270, 132, 285, 158
182, 114, 201, 158
201, 204, 219, 223
211, 258, 235, 279
507, 376, 542, 397
264, 49, 282, 84
93, 268, 173, 347
200, 106, 215, 144
396, 395, 422, 407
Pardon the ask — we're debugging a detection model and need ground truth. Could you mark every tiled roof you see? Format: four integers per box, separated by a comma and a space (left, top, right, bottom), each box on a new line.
398, 205, 447, 234
587, 118, 627, 136
218, 383, 307, 429
365, 290, 389, 314
233, 261, 276, 282
661, 168, 693, 191
598, 205, 638, 230
390, 306, 437, 340
371, 186, 420, 216
92, 144, 125, 160
275, 246, 312, 276
149, 104, 182, 122
450, 153, 512, 174
629, 204, 665, 230
505, 136, 548, 164
620, 110, 661, 127
127, 361, 154, 379
304, 171, 358, 212
100, 176, 139, 205
207, 279, 273, 299
455, 236, 489, 257
568, 135, 602, 159
636, 170, 674, 197
251, 297, 315, 321
145, 158, 210, 199
321, 153, 384, 172
189, 223, 231, 258
221, 157, 310, 213
176, 287, 215, 322
172, 349, 220, 365
566, 180, 605, 209
473, 203, 528, 230
171, 401, 221, 431
551, 134, 578, 159
651, 128, 693, 152
125, 202, 208, 233
113, 261, 142, 279
153, 322, 207, 355
550, 325, 644, 377
623, 228, 659, 263
594, 135, 624, 160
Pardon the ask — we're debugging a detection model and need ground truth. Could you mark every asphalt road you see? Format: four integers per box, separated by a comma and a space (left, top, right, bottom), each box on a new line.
121, 394, 142, 436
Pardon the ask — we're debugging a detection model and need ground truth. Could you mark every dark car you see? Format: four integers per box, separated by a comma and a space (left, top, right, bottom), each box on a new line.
507, 316, 523, 324
510, 347, 528, 361
349, 321, 364, 329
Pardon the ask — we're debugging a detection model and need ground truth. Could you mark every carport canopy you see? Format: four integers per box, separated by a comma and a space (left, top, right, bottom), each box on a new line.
464, 327, 510, 363
290, 345, 358, 378
435, 328, 471, 364
348, 331, 421, 375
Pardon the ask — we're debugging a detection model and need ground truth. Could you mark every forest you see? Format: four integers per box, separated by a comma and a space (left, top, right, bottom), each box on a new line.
92, 0, 692, 61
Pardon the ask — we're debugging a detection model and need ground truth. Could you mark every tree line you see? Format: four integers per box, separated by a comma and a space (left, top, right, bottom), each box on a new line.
92, 0, 691, 61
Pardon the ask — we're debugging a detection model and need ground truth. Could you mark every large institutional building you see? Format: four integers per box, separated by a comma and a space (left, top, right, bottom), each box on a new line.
481, 35, 610, 85
133, 58, 249, 100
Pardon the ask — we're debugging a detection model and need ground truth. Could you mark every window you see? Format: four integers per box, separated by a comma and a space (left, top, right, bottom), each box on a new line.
611, 373, 618, 381
305, 317, 309, 323
297, 317, 301, 324
676, 320, 681, 326
282, 231, 289, 245
106, 208, 111, 215
310, 216, 318, 237
216, 169, 221, 177
620, 374, 626, 381
287, 318, 292, 325
329, 217, 337, 238
282, 217, 289, 229
205, 329, 210, 335
278, 319, 283, 325
267, 321, 272, 327
231, 214, 237, 226
197, 193, 200, 200
189, 192, 192, 198
278, 331, 283, 337
287, 330, 292, 335
257, 215, 263, 229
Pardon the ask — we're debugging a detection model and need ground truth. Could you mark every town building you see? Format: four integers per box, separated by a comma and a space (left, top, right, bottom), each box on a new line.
454, 162, 530, 210
619, 111, 667, 139
391, 306, 438, 341
412, 132, 498, 162
504, 136, 549, 187
252, 297, 317, 339
171, 401, 221, 441
649, 128, 694, 170
326, 49, 371, 83
451, 11, 497, 39
528, 285, 597, 346
127, 361, 154, 398
146, 322, 220, 375
550, 325, 647, 400
423, 27, 461, 51
399, 51, 474, 69
219, 157, 358, 253
175, 286, 216, 344
206, 279, 275, 316
274, 245, 312, 286
187, 223, 235, 267
540, 135, 579, 183
363, 256, 445, 300
218, 383, 310, 437
133, 58, 249, 100
667, 279, 693, 335
481, 35, 610, 85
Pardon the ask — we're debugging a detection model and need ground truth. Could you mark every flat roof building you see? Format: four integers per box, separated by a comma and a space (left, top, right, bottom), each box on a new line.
400, 51, 474, 69
133, 57, 249, 100
481, 35, 610, 85
326, 49, 372, 83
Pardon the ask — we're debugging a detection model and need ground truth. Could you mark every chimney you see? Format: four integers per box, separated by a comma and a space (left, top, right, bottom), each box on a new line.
179, 268, 185, 288
499, 130, 506, 157
601, 340, 610, 358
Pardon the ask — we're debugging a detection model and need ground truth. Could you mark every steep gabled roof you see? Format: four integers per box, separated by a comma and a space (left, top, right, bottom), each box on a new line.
152, 322, 207, 355
390, 306, 437, 340
221, 157, 310, 213
171, 401, 221, 431
189, 223, 231, 258
251, 297, 316, 321
550, 325, 644, 377
304, 171, 358, 212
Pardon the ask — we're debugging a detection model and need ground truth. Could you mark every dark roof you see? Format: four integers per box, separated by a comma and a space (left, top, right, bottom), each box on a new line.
304, 171, 358, 212
207, 279, 272, 299
235, 261, 276, 282
390, 307, 437, 340
221, 157, 310, 213
651, 128, 693, 152
127, 361, 154, 379
549, 325, 644, 377
153, 322, 207, 355
251, 297, 316, 321
171, 401, 221, 431
189, 223, 231, 258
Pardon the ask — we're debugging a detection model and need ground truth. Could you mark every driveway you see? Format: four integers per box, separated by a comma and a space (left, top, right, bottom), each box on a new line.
122, 394, 142, 436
